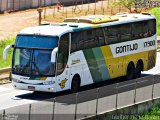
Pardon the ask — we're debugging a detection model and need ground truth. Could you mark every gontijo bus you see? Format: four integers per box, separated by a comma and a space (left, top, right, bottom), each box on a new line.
3, 13, 157, 92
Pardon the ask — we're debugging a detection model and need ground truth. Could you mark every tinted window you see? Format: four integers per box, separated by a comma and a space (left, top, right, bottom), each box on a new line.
57, 34, 69, 75
84, 30, 97, 49
16, 35, 58, 49
71, 31, 84, 52
104, 25, 120, 44
95, 28, 105, 46
132, 21, 149, 39
120, 24, 131, 42
71, 28, 105, 52
148, 19, 156, 37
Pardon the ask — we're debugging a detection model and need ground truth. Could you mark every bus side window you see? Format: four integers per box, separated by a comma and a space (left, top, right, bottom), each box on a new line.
105, 25, 120, 44
148, 19, 156, 37
95, 28, 105, 46
120, 24, 131, 42
142, 21, 148, 38
84, 30, 97, 49
132, 21, 148, 39
132, 22, 141, 39
78, 31, 84, 50
57, 33, 70, 75
71, 31, 84, 52
71, 32, 79, 52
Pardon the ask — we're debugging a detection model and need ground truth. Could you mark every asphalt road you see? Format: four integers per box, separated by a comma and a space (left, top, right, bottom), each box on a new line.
0, 53, 160, 120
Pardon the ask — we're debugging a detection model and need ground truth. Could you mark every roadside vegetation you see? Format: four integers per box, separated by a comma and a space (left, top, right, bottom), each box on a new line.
150, 8, 160, 36
123, 105, 160, 120
138, 105, 160, 120
0, 37, 15, 68
149, 8, 160, 49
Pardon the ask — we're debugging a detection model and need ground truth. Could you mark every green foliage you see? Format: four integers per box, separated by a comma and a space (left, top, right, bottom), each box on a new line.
150, 8, 160, 36
0, 37, 15, 68
118, 105, 160, 120
113, 0, 135, 12
139, 106, 160, 120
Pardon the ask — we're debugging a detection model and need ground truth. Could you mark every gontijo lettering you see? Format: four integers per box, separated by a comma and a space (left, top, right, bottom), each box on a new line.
116, 43, 138, 54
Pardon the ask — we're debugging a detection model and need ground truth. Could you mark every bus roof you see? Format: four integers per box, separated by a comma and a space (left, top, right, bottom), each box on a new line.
19, 13, 156, 37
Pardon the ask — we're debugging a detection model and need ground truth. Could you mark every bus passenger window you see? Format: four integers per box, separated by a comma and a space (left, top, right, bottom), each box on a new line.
132, 22, 141, 39
84, 30, 97, 49
95, 28, 105, 46
148, 19, 156, 37
71, 32, 79, 52
120, 24, 131, 42
78, 32, 84, 50
57, 33, 69, 75
71, 31, 84, 52
132, 21, 148, 39
104, 26, 120, 44
142, 22, 148, 38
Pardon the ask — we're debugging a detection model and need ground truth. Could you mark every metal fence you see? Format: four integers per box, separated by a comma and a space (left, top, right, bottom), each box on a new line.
0, 0, 56, 12
1, 74, 160, 120
0, 0, 89, 13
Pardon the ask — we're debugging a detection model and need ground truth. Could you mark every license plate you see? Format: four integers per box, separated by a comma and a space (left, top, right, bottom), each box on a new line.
28, 86, 35, 91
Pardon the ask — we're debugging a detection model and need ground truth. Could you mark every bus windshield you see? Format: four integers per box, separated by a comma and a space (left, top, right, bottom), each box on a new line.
13, 35, 58, 76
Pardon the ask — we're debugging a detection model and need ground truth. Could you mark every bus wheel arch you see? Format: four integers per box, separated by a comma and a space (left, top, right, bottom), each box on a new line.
126, 62, 135, 80
71, 74, 81, 93
135, 60, 144, 78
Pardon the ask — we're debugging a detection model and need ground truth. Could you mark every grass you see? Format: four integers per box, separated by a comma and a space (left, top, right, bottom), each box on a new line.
118, 105, 160, 120
138, 105, 160, 120
0, 37, 15, 68
150, 8, 160, 36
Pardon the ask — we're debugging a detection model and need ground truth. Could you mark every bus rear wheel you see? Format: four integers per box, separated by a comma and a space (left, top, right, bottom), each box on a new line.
135, 61, 143, 78
71, 76, 80, 93
126, 63, 135, 80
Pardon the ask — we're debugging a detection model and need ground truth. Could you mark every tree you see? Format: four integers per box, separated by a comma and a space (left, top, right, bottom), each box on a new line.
113, 0, 135, 13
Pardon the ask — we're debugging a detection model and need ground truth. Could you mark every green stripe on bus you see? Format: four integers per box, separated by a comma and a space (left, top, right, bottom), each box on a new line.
83, 48, 110, 83
83, 49, 101, 82
92, 48, 110, 81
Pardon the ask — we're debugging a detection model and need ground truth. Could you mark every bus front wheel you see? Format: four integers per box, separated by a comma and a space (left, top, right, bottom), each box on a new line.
126, 62, 135, 80
71, 76, 80, 93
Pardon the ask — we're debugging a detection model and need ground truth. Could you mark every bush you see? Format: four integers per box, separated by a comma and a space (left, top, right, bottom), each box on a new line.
150, 8, 160, 36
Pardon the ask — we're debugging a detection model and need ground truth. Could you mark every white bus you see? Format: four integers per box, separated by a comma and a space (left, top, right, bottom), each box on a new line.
3, 13, 157, 92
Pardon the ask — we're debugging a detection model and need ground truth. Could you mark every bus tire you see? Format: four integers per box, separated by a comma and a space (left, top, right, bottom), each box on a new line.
126, 62, 135, 80
135, 60, 143, 78
71, 75, 80, 93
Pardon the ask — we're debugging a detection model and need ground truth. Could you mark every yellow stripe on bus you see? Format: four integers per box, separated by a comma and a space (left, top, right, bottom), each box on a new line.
101, 45, 155, 79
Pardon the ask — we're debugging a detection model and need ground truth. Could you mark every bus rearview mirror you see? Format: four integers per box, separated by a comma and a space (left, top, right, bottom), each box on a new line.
51, 47, 58, 63
3, 44, 14, 60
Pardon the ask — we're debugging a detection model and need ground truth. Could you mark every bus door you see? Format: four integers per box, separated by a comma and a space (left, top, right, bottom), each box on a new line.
56, 33, 70, 92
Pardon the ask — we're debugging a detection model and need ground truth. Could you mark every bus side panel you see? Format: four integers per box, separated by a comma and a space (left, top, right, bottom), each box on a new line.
83, 48, 110, 83
123, 51, 148, 74
101, 46, 124, 79
147, 49, 157, 70
101, 46, 155, 78
69, 51, 94, 86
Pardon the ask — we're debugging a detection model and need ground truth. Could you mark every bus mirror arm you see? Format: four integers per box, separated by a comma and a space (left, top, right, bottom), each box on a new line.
3, 44, 14, 60
51, 47, 58, 63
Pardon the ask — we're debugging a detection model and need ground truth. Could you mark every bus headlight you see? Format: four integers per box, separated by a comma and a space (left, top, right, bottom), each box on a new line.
12, 78, 21, 83
43, 81, 55, 85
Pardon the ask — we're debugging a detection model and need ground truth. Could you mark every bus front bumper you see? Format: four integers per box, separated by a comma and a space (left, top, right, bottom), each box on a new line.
12, 81, 56, 93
